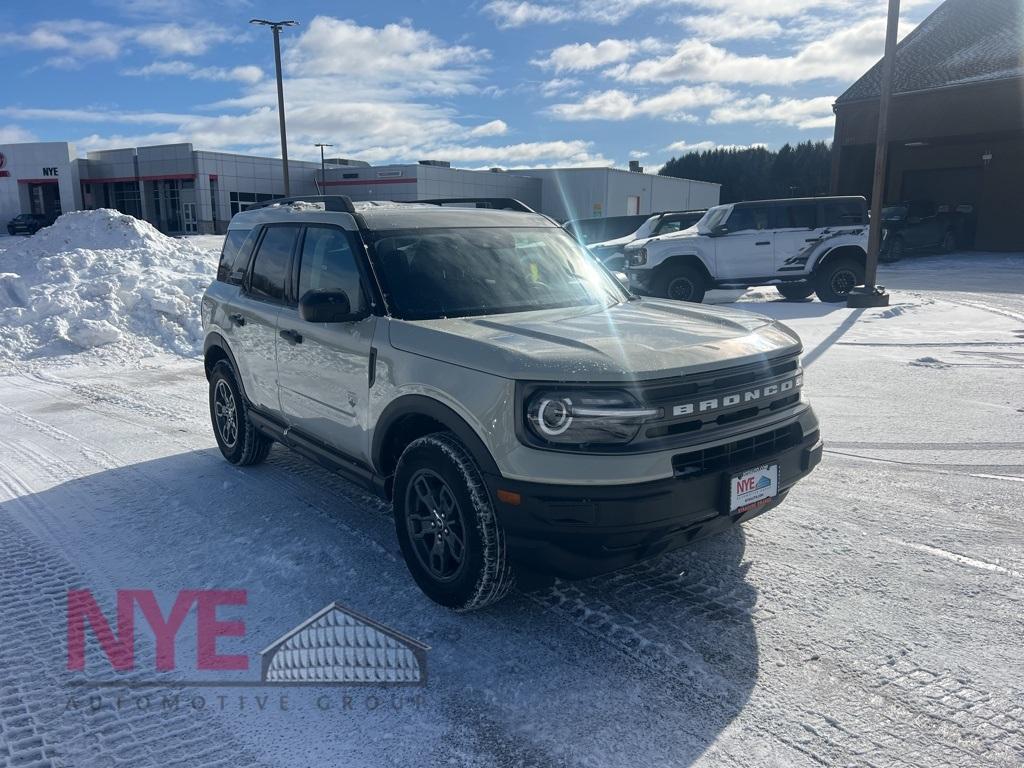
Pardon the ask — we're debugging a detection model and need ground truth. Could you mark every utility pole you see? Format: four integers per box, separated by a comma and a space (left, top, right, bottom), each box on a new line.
250, 19, 298, 197
848, 0, 897, 308
314, 143, 334, 194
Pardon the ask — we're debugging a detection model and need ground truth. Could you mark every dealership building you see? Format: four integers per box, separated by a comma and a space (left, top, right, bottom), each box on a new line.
832, 0, 1024, 250
0, 141, 719, 236
323, 161, 720, 222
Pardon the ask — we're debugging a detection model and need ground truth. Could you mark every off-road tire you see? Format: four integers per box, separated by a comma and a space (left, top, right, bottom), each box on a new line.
656, 264, 707, 303
814, 257, 864, 303
208, 361, 273, 466
394, 432, 515, 611
776, 282, 815, 301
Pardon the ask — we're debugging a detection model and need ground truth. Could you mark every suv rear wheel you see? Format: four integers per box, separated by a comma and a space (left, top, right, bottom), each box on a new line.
776, 282, 814, 301
880, 236, 904, 263
815, 257, 864, 303
394, 432, 515, 610
208, 361, 273, 465
656, 264, 707, 303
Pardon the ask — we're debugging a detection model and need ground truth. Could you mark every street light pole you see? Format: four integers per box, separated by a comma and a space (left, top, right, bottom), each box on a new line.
848, 0, 898, 308
250, 19, 298, 197
314, 143, 334, 194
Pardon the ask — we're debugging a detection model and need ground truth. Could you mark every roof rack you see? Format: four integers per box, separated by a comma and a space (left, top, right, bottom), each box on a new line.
416, 198, 536, 214
246, 195, 356, 215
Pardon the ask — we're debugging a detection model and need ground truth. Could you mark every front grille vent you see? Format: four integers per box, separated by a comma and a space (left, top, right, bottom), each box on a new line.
672, 424, 806, 478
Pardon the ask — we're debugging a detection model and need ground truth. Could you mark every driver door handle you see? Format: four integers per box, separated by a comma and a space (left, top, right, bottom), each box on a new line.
228, 312, 246, 327
279, 329, 303, 345
755, 241, 771, 246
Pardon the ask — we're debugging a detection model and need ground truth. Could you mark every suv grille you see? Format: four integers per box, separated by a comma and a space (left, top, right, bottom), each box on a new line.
672, 424, 809, 478
630, 352, 804, 450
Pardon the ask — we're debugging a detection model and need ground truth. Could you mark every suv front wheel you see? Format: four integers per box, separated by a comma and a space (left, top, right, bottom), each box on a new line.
394, 432, 515, 610
656, 264, 707, 303
815, 257, 864, 303
776, 282, 815, 301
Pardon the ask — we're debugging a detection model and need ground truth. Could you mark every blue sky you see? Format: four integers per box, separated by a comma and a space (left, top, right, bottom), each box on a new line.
0, 0, 941, 170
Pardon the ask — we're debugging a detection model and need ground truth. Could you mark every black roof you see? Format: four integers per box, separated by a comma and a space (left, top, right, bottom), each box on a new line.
837, 0, 1024, 104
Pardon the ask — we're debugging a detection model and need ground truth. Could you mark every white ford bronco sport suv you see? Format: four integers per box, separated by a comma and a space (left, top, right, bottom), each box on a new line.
202, 196, 822, 610
624, 196, 869, 303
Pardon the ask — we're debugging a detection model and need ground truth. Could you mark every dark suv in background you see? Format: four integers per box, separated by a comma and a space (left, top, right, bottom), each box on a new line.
880, 201, 975, 261
7, 213, 56, 236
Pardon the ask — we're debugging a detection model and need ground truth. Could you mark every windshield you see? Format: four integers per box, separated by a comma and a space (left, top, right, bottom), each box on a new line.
881, 206, 908, 221
371, 227, 629, 320
697, 205, 732, 233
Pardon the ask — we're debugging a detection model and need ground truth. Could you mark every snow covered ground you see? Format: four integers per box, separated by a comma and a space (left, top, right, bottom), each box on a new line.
0, 223, 1021, 767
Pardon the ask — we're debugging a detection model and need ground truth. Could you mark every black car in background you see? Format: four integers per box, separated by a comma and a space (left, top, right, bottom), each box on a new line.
564, 214, 651, 245
7, 213, 56, 236
880, 201, 975, 261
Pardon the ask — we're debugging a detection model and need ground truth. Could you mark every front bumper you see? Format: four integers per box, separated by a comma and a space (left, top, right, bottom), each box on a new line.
486, 426, 822, 579
625, 268, 655, 294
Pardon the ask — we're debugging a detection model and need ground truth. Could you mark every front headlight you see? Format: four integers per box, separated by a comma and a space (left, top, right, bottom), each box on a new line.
626, 247, 647, 266
523, 388, 658, 448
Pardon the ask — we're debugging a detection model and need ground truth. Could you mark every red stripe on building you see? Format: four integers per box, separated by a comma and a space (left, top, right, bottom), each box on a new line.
322, 177, 417, 187
17, 178, 60, 184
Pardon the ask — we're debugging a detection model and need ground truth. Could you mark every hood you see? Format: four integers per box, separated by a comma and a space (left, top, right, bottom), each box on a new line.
387, 299, 801, 382
623, 225, 701, 251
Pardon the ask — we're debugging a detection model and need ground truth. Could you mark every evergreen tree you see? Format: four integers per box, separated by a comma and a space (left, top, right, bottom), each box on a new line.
659, 141, 833, 203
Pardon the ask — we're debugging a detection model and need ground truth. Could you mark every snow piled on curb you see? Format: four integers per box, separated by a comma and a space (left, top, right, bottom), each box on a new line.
0, 209, 216, 362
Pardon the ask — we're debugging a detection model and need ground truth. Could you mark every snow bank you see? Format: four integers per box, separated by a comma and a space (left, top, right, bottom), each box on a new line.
0, 209, 216, 362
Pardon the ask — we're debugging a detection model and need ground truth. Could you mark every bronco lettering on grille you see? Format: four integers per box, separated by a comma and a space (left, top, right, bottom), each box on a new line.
671, 375, 802, 417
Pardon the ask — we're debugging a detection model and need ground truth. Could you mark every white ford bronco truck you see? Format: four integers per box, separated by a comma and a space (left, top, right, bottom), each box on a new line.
202, 196, 823, 610
624, 196, 869, 303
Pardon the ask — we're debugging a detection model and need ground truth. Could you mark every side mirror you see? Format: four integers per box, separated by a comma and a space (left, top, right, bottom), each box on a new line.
710, 224, 729, 237
299, 290, 360, 323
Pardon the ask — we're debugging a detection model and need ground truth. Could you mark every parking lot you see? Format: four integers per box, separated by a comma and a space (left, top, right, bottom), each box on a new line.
1, 248, 1020, 767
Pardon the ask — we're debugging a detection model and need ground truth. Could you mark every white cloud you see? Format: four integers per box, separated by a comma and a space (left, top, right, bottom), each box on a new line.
539, 77, 582, 97
546, 84, 732, 121
609, 16, 913, 86
133, 24, 232, 56
0, 124, 38, 144
283, 16, 488, 96
534, 39, 655, 72
123, 61, 264, 83
681, 14, 786, 41
0, 20, 234, 68
483, 1, 575, 27
468, 119, 509, 137
707, 94, 836, 129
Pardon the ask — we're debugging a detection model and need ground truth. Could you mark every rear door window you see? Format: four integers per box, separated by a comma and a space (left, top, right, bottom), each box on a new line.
822, 200, 866, 227
247, 225, 299, 303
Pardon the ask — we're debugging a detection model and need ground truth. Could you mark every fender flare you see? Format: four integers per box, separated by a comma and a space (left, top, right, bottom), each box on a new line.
203, 332, 248, 400
808, 234, 868, 271
372, 394, 501, 478
649, 251, 712, 278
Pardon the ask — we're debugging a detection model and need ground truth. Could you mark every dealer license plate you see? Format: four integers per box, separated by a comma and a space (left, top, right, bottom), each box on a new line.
729, 464, 779, 514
